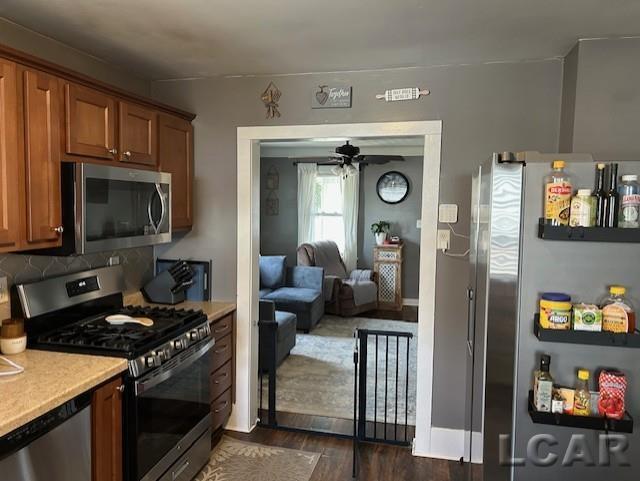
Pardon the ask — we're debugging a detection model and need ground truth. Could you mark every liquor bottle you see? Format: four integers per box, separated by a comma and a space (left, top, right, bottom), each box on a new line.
594, 163, 607, 227
605, 163, 619, 228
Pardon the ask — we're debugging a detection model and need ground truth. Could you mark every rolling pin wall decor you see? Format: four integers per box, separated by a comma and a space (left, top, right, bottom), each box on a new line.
376, 87, 430, 102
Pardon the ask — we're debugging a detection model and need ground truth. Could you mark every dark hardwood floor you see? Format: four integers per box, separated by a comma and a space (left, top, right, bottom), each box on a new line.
367, 305, 418, 322
258, 410, 416, 441
226, 426, 473, 481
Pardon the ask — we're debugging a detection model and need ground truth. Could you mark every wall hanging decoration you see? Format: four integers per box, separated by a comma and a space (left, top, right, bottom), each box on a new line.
265, 165, 279, 190
264, 165, 280, 216
261, 82, 282, 119
375, 87, 430, 102
312, 85, 352, 108
265, 191, 279, 216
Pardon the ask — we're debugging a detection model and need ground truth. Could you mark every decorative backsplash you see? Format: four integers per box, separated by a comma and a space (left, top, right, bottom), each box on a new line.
0, 247, 154, 294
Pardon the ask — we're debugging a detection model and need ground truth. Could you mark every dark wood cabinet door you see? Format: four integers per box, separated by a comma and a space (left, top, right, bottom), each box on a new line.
65, 83, 117, 159
92, 377, 123, 481
158, 114, 193, 230
22, 68, 62, 248
0, 59, 20, 252
119, 101, 157, 166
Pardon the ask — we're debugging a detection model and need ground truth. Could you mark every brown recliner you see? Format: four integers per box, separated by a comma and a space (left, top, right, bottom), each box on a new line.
297, 241, 378, 317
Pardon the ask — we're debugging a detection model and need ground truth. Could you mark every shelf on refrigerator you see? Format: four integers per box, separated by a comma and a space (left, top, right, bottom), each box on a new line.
534, 315, 640, 348
537, 219, 640, 242
528, 391, 633, 433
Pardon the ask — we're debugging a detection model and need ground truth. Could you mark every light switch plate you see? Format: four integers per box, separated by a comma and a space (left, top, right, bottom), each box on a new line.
439, 204, 459, 224
0, 276, 8, 304
108, 256, 120, 266
416, 219, 422, 229
437, 229, 450, 251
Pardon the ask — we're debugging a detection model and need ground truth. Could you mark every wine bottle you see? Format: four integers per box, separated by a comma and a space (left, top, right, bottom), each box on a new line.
594, 163, 607, 227
605, 163, 619, 228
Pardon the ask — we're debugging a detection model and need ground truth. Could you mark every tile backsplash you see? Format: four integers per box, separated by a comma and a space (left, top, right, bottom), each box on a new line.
0, 246, 154, 305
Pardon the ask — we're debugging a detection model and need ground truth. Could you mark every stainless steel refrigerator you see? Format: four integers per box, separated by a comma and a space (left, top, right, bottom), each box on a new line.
465, 152, 640, 481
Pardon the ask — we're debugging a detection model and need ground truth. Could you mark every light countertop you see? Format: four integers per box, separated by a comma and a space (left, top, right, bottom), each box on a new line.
0, 350, 127, 437
124, 292, 236, 322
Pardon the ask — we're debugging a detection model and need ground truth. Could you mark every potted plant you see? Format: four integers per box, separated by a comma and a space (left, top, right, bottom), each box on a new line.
371, 221, 390, 246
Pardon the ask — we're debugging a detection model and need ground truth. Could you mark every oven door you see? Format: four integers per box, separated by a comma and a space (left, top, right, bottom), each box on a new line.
77, 163, 172, 254
127, 337, 213, 481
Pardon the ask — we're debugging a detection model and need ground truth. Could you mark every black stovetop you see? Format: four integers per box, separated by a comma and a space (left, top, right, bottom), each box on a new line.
30, 305, 207, 359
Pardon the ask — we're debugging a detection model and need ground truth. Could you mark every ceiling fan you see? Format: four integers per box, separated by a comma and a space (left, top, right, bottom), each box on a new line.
292, 141, 404, 175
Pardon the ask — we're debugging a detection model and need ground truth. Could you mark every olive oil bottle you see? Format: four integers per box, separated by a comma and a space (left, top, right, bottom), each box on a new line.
533, 355, 554, 412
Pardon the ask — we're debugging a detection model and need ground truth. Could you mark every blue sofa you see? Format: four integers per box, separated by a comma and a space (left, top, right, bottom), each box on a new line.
259, 255, 324, 332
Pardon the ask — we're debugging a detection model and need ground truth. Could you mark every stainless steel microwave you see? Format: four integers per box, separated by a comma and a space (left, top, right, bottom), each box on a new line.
44, 163, 171, 255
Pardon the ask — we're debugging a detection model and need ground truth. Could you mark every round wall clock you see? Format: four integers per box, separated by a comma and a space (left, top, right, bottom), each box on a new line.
376, 171, 409, 204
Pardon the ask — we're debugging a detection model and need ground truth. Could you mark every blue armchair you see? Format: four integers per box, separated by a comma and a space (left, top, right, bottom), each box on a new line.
259, 255, 325, 331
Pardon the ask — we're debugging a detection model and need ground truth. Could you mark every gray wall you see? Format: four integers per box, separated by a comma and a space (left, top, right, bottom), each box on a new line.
259, 157, 298, 265
559, 38, 640, 160
0, 17, 150, 96
259, 156, 423, 299
360, 157, 423, 299
151, 59, 562, 429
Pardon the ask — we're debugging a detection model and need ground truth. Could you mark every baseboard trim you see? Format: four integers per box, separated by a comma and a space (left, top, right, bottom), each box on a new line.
402, 298, 419, 307
413, 427, 482, 464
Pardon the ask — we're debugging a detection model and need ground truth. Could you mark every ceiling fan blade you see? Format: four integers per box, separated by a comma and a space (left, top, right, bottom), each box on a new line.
357, 155, 405, 164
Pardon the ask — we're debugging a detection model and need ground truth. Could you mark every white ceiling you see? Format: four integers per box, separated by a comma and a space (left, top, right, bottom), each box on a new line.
1, 0, 640, 79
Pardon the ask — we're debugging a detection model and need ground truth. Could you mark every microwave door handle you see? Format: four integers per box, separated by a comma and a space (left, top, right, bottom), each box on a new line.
155, 182, 168, 232
147, 191, 160, 234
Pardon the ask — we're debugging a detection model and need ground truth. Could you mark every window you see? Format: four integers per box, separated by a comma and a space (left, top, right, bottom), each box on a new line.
311, 174, 345, 253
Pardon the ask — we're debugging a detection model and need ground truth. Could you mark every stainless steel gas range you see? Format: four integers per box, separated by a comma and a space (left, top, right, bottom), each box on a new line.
15, 266, 213, 481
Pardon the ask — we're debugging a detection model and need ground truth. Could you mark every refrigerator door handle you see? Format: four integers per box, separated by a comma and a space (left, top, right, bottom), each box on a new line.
466, 287, 475, 356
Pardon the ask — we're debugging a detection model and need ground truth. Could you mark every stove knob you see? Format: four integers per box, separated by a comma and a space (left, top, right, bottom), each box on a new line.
145, 355, 156, 368
189, 330, 199, 341
173, 339, 184, 350
154, 349, 167, 362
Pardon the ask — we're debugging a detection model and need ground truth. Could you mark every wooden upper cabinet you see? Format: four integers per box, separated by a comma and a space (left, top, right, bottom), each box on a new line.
92, 377, 123, 481
0, 59, 20, 252
159, 114, 193, 230
22, 68, 62, 248
65, 83, 117, 160
119, 101, 157, 166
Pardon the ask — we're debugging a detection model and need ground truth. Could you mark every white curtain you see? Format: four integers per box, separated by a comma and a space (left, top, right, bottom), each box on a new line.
297, 163, 317, 246
341, 164, 359, 273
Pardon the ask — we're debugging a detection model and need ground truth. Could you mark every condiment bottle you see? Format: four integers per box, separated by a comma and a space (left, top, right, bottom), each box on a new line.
605, 163, 620, 227
594, 163, 607, 227
601, 286, 636, 333
533, 354, 554, 412
569, 189, 595, 227
544, 161, 572, 226
618, 174, 640, 228
574, 369, 591, 416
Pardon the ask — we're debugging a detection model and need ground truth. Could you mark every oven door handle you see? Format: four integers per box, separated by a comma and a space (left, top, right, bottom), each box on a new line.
135, 338, 215, 395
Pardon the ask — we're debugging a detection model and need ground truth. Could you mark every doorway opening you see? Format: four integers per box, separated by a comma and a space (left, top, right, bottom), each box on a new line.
257, 136, 423, 438
234, 121, 441, 457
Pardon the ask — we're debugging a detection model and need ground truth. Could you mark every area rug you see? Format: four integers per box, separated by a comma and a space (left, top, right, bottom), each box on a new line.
261, 315, 417, 424
195, 436, 320, 481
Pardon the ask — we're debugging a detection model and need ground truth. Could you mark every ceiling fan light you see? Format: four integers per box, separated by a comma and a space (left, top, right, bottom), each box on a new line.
345, 164, 358, 177
331, 165, 343, 176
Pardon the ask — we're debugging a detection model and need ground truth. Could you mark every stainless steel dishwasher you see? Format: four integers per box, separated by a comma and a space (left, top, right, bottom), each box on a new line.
0, 391, 92, 481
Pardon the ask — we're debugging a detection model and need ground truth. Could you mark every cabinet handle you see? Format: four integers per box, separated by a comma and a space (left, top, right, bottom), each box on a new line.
108, 148, 118, 155
117, 385, 125, 392
51, 226, 64, 234
214, 401, 229, 413
124, 151, 132, 158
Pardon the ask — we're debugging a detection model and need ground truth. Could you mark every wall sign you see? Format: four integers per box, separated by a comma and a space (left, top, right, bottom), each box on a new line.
312, 85, 352, 109
375, 87, 430, 102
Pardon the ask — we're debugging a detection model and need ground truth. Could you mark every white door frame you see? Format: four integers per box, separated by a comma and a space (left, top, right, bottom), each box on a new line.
233, 121, 442, 456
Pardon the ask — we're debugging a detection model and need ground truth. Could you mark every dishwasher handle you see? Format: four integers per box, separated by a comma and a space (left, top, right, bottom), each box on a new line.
0, 391, 91, 457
